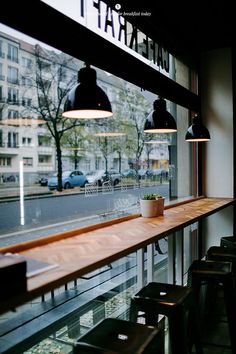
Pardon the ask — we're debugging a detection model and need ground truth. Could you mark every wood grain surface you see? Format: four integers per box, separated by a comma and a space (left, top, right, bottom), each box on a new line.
0, 197, 234, 313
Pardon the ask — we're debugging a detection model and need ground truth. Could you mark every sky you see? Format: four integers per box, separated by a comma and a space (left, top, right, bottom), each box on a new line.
0, 23, 60, 52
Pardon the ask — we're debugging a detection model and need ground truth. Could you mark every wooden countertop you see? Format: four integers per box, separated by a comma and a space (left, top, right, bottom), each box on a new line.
0, 197, 234, 313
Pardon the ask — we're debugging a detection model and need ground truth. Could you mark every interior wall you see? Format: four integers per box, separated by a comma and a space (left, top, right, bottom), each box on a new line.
200, 48, 234, 250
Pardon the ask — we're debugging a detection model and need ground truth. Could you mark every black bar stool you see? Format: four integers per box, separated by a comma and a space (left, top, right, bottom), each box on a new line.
73, 318, 164, 354
188, 259, 236, 352
129, 282, 203, 354
220, 235, 236, 250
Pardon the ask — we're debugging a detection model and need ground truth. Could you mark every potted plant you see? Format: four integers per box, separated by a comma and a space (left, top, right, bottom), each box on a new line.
140, 193, 165, 217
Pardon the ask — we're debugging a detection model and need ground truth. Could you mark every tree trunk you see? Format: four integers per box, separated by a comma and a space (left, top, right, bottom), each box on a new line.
118, 151, 121, 172
56, 138, 63, 191
74, 152, 78, 169
105, 156, 108, 173
104, 137, 108, 173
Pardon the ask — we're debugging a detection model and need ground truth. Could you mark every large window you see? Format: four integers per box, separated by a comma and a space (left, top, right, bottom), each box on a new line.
0, 14, 201, 354
0, 26, 197, 248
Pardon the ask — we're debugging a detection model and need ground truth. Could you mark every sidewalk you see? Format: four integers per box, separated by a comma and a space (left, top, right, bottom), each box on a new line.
0, 184, 86, 200
0, 184, 52, 200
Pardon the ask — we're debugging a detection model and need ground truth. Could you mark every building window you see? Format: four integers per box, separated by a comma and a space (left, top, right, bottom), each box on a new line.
22, 137, 32, 146
23, 157, 33, 166
7, 87, 19, 104
0, 130, 2, 147
0, 156, 11, 166
38, 135, 51, 146
22, 57, 32, 69
8, 109, 19, 118
7, 43, 18, 63
22, 76, 32, 86
0, 40, 5, 58
0, 63, 5, 81
38, 155, 51, 164
7, 66, 19, 84
40, 60, 51, 71
0, 86, 3, 102
22, 97, 32, 106
7, 132, 19, 147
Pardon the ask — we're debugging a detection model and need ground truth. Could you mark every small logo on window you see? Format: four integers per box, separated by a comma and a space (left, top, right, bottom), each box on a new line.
115, 3, 121, 10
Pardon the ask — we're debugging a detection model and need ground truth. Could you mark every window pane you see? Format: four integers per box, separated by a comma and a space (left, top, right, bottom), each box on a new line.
0, 26, 197, 248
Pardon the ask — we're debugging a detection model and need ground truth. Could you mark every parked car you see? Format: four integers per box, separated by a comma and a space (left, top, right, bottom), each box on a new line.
48, 170, 88, 190
86, 170, 122, 186
122, 169, 151, 179
122, 169, 138, 178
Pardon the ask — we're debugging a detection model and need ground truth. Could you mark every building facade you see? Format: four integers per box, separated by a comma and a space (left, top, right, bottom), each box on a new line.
0, 31, 168, 185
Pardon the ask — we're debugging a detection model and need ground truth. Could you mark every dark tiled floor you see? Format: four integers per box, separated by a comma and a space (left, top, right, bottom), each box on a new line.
192, 285, 232, 354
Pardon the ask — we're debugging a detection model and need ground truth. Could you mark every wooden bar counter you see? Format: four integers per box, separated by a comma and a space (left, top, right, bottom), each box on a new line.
0, 197, 234, 313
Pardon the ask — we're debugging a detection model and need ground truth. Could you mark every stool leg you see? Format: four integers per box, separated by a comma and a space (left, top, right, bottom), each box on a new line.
188, 306, 204, 354
168, 308, 188, 354
223, 278, 236, 353
129, 299, 139, 323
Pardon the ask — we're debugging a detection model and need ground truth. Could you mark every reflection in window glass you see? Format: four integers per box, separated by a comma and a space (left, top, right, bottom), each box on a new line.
0, 27, 197, 247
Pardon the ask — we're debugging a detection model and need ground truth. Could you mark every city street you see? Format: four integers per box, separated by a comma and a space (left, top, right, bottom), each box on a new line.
0, 183, 169, 247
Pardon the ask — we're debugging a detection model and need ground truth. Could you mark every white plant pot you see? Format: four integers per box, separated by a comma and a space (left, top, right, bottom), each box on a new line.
140, 198, 165, 218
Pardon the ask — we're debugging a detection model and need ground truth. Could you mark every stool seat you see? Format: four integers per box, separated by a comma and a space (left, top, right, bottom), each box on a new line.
206, 246, 236, 272
130, 282, 203, 354
220, 235, 236, 250
131, 282, 193, 317
188, 259, 233, 281
73, 318, 164, 354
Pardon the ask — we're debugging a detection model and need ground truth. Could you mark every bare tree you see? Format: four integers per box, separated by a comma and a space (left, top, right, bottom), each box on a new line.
61, 125, 90, 170
24, 45, 83, 191
92, 115, 127, 172
119, 85, 151, 175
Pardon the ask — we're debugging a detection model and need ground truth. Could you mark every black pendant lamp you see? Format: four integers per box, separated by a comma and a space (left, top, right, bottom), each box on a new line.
62, 64, 113, 119
185, 114, 210, 142
144, 97, 177, 133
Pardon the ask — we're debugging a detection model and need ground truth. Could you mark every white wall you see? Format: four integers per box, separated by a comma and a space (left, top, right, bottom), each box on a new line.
200, 48, 234, 250
201, 48, 233, 197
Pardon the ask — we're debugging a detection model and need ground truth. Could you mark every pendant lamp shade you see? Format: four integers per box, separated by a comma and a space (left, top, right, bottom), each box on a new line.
144, 97, 177, 133
62, 65, 113, 119
185, 115, 210, 142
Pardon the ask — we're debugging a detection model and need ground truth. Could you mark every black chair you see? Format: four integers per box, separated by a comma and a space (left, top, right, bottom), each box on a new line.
73, 318, 164, 354
188, 259, 236, 352
129, 282, 203, 354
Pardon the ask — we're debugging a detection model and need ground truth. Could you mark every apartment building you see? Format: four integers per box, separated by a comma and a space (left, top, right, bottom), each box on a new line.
0, 30, 168, 185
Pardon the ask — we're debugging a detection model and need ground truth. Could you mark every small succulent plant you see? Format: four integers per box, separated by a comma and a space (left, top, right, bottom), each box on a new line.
142, 193, 163, 200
